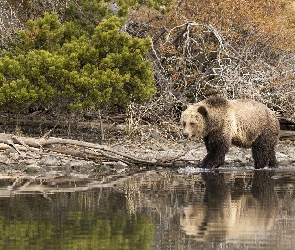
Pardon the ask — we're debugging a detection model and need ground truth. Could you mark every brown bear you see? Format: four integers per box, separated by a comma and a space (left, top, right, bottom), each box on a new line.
180, 96, 280, 169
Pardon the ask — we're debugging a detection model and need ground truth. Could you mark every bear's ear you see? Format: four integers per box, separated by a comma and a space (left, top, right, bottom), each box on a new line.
182, 104, 188, 111
198, 106, 208, 116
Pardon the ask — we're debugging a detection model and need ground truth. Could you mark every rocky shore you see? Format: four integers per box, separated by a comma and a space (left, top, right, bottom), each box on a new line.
0, 136, 294, 178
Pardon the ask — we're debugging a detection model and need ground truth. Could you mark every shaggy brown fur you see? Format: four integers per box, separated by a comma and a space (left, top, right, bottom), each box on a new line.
180, 96, 280, 169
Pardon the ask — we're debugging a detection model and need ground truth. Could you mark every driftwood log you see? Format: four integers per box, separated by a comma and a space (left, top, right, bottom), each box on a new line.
0, 133, 187, 167
279, 130, 295, 141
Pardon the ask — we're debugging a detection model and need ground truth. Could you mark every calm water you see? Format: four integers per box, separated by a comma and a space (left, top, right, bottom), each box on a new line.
0, 168, 294, 250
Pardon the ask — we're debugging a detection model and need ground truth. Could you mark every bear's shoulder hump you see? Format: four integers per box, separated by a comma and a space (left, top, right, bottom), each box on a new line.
205, 96, 228, 108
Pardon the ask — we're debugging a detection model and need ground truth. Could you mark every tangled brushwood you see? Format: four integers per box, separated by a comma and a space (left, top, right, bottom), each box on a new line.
125, 15, 295, 135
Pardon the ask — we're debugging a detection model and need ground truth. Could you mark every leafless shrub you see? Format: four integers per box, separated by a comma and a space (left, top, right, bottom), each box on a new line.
124, 95, 183, 141
0, 0, 23, 48
126, 18, 295, 131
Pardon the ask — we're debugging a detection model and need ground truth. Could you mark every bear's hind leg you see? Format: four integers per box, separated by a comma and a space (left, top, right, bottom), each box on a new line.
252, 132, 278, 169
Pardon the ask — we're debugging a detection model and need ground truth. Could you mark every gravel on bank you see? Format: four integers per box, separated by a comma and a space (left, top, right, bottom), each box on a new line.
0, 137, 294, 178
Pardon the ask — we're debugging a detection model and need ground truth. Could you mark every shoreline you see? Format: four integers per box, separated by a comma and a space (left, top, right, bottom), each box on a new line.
0, 135, 294, 178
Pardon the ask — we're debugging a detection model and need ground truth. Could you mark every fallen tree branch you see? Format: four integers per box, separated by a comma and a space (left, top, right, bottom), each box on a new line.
279, 130, 295, 141
0, 133, 188, 167
0, 117, 118, 131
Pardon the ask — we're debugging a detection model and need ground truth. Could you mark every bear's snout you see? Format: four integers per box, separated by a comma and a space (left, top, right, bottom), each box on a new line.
183, 132, 189, 138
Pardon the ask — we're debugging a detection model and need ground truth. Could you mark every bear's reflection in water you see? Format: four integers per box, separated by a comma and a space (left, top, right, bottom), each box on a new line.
180, 171, 277, 242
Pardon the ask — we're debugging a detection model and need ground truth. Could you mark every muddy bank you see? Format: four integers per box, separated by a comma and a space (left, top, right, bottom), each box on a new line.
0, 135, 294, 178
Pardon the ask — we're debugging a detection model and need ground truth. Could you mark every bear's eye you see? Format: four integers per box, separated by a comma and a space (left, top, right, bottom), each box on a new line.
183, 122, 186, 127
189, 122, 195, 127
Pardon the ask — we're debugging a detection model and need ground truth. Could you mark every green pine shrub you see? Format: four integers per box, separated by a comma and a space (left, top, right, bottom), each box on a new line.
0, 13, 155, 111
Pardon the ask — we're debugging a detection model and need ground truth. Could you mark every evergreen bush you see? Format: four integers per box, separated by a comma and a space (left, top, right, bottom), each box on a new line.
0, 13, 155, 111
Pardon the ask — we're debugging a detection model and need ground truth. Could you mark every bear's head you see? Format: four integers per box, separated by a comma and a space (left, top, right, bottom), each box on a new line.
180, 104, 208, 139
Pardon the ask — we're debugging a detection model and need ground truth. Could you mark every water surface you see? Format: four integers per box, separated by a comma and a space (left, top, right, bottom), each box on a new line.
0, 168, 294, 250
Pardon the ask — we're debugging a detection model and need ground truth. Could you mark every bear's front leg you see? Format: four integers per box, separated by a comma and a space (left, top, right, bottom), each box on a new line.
201, 133, 230, 168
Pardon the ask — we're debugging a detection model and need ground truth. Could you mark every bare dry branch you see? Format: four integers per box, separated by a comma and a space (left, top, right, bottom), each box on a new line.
0, 133, 193, 167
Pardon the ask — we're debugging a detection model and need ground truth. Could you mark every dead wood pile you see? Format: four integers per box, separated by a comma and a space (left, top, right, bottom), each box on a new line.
0, 133, 187, 167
